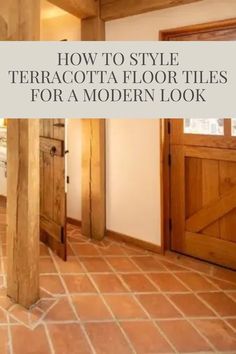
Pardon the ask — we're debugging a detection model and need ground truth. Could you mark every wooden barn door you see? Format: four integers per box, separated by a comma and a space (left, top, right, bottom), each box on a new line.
170, 119, 236, 269
40, 119, 67, 260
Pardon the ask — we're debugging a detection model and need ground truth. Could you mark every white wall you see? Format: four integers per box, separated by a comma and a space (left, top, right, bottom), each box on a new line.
106, 120, 160, 244
67, 119, 82, 220
105, 0, 236, 246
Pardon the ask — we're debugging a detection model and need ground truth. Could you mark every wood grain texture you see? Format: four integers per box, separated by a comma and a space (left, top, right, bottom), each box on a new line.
48, 0, 97, 19
160, 18, 236, 40
0, 15, 7, 40
184, 232, 236, 270
7, 119, 40, 309
7, 0, 41, 308
186, 185, 236, 233
81, 119, 106, 240
81, 9, 106, 241
8, 0, 40, 40
101, 0, 201, 21
40, 119, 67, 260
81, 0, 105, 40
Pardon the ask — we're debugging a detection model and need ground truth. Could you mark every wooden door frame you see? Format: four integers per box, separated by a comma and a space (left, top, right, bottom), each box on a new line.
159, 17, 236, 252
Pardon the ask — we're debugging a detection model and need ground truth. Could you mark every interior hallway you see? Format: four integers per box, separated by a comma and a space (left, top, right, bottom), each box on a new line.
1, 199, 236, 353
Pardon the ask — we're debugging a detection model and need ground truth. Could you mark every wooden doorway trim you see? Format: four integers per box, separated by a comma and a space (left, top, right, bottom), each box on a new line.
160, 17, 236, 252
159, 18, 236, 40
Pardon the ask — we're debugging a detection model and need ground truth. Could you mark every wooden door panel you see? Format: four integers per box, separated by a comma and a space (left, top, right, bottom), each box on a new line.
40, 119, 66, 260
171, 137, 236, 269
201, 159, 220, 238
219, 161, 236, 242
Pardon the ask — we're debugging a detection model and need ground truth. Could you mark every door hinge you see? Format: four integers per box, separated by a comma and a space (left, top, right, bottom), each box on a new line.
168, 153, 171, 166
53, 123, 65, 128
169, 218, 172, 232
67, 176, 70, 184
167, 121, 171, 134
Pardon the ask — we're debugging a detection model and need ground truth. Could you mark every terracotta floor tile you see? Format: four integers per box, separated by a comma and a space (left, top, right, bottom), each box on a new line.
193, 319, 236, 351
44, 298, 77, 322
91, 274, 128, 293
0, 327, 9, 354
199, 292, 236, 316
48, 323, 92, 354
80, 257, 112, 273
55, 256, 84, 273
98, 244, 126, 256
207, 277, 236, 290
227, 291, 236, 301
11, 325, 51, 354
137, 294, 182, 319
71, 295, 112, 321
40, 243, 50, 256
212, 267, 236, 284
227, 319, 236, 331
0, 307, 7, 323
70, 243, 100, 257
121, 321, 173, 353
165, 251, 212, 274
158, 319, 211, 353
175, 272, 217, 291
122, 244, 147, 256
121, 273, 157, 292
149, 273, 189, 292
85, 322, 133, 354
169, 293, 216, 317
63, 274, 97, 293
67, 243, 75, 256
40, 275, 66, 295
106, 256, 140, 272
104, 294, 147, 319
132, 256, 166, 271
40, 257, 57, 274
159, 260, 187, 271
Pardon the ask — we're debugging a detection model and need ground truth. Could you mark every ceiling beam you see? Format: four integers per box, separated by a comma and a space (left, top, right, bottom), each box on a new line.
101, 0, 202, 21
47, 0, 97, 19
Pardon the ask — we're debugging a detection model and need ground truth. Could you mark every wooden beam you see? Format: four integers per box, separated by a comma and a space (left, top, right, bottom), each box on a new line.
7, 0, 40, 308
8, 0, 40, 40
81, 6, 106, 240
101, 0, 202, 21
48, 0, 97, 19
0, 16, 7, 40
7, 120, 40, 308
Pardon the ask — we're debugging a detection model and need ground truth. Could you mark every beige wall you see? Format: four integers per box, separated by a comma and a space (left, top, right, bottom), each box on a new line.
41, 14, 81, 41
105, 0, 236, 246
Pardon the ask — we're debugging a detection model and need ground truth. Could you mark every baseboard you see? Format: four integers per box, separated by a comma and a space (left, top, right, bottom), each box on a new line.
67, 217, 81, 227
106, 229, 163, 254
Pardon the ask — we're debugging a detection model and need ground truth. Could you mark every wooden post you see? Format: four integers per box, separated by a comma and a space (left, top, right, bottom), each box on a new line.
81, 1, 106, 240
0, 16, 7, 40
7, 0, 40, 308
7, 120, 40, 308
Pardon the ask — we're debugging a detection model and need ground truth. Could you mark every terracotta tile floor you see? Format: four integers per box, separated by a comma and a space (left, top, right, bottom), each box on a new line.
1, 206, 236, 352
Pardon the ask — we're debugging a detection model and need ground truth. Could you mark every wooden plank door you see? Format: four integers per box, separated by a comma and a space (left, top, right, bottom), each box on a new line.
170, 119, 236, 269
40, 119, 67, 260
